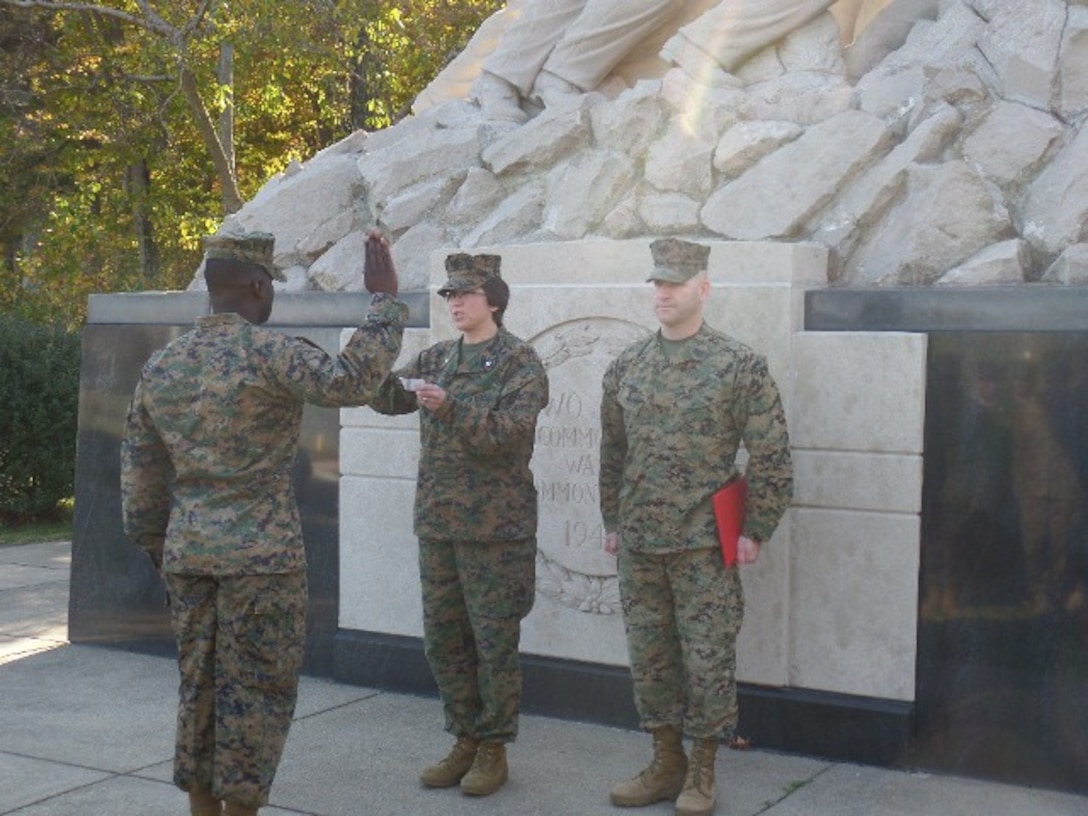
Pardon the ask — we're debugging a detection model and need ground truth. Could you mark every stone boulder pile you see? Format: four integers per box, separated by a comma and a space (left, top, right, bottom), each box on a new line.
202, 0, 1088, 292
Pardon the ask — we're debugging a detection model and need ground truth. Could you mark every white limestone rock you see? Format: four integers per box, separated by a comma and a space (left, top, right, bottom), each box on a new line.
543, 150, 638, 239
961, 100, 1064, 188
600, 192, 645, 239
1041, 244, 1088, 284
357, 125, 481, 207
644, 116, 716, 197
843, 0, 940, 80
379, 174, 463, 235
855, 4, 986, 122
936, 239, 1030, 285
974, 0, 1066, 111
639, 192, 702, 234
847, 161, 1013, 285
658, 70, 746, 140
590, 81, 668, 159
481, 103, 593, 176
702, 109, 892, 240
222, 153, 363, 269
918, 60, 995, 122
308, 230, 369, 292
386, 222, 449, 290
362, 101, 467, 154
463, 184, 545, 247
279, 266, 311, 292
714, 121, 804, 177
737, 71, 855, 126
309, 128, 370, 160
1021, 124, 1088, 257
812, 101, 962, 265
778, 10, 849, 75
1058, 6, 1088, 120
199, 0, 1088, 293
295, 210, 359, 262
444, 168, 506, 227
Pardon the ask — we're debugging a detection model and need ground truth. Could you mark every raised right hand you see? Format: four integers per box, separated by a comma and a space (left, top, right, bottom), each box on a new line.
364, 230, 398, 296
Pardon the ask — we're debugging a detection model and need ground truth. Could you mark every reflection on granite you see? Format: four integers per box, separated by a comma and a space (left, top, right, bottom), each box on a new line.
70, 292, 429, 676
915, 333, 1088, 793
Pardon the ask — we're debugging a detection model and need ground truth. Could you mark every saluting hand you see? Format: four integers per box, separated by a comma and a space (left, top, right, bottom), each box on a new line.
364, 230, 398, 296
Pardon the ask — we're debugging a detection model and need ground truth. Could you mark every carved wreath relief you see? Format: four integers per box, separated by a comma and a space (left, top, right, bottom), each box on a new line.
530, 317, 649, 615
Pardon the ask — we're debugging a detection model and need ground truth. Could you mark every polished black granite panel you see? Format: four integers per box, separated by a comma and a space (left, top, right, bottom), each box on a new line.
915, 332, 1088, 793
805, 285, 1088, 332
72, 291, 428, 676
806, 286, 1088, 794
86, 290, 430, 327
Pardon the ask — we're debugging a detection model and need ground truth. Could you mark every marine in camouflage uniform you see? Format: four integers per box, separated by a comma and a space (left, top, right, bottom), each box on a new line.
370, 253, 548, 796
599, 238, 792, 816
121, 230, 405, 816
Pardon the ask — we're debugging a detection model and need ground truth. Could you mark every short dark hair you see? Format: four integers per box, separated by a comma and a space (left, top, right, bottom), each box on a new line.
482, 274, 510, 327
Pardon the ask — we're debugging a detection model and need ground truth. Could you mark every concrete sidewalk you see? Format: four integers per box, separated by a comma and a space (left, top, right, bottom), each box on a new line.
1, 541, 1085, 816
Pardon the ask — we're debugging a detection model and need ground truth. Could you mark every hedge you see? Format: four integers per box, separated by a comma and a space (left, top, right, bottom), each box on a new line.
0, 313, 81, 523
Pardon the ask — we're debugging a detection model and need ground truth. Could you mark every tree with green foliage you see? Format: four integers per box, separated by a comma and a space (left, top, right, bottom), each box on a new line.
0, 313, 81, 524
0, 0, 503, 328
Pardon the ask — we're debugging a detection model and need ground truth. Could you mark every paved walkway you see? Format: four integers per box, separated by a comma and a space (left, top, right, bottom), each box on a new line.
1, 541, 1085, 815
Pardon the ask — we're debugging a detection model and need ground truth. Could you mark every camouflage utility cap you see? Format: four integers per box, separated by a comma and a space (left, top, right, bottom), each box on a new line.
438, 253, 502, 296
647, 238, 710, 283
203, 231, 284, 281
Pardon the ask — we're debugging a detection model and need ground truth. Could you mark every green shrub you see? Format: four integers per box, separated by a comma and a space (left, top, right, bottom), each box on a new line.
0, 313, 81, 523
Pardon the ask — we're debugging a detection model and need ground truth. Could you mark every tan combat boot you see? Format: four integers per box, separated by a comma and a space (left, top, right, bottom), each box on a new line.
460, 740, 508, 796
674, 738, 718, 816
188, 790, 221, 816
420, 736, 480, 788
222, 800, 257, 816
610, 725, 688, 807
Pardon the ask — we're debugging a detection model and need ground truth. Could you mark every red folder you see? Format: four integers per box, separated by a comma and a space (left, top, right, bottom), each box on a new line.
712, 477, 747, 567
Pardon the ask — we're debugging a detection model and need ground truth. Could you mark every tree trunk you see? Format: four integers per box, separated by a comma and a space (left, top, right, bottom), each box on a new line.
179, 62, 243, 214
126, 159, 159, 285
218, 42, 235, 178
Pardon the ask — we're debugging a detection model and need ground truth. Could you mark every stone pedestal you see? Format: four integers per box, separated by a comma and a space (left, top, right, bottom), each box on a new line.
336, 239, 921, 758
77, 248, 1088, 790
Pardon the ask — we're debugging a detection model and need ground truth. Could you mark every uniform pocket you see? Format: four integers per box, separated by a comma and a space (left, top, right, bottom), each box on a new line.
228, 574, 307, 691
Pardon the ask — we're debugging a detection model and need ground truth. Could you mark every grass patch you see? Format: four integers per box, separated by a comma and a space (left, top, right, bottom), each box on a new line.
0, 500, 74, 547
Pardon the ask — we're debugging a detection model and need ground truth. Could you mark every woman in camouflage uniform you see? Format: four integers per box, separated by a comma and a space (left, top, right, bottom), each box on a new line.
371, 253, 549, 797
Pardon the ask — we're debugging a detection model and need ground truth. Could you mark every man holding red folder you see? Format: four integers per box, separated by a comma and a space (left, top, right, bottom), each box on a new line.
599, 238, 792, 816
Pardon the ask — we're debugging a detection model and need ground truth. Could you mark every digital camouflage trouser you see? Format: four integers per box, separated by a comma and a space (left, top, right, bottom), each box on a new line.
418, 537, 537, 742
166, 571, 307, 809
617, 547, 745, 740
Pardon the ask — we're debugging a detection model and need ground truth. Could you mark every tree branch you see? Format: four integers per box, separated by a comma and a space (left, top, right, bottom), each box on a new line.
179, 0, 217, 40
4, 0, 243, 215
0, 0, 174, 39
179, 63, 242, 213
